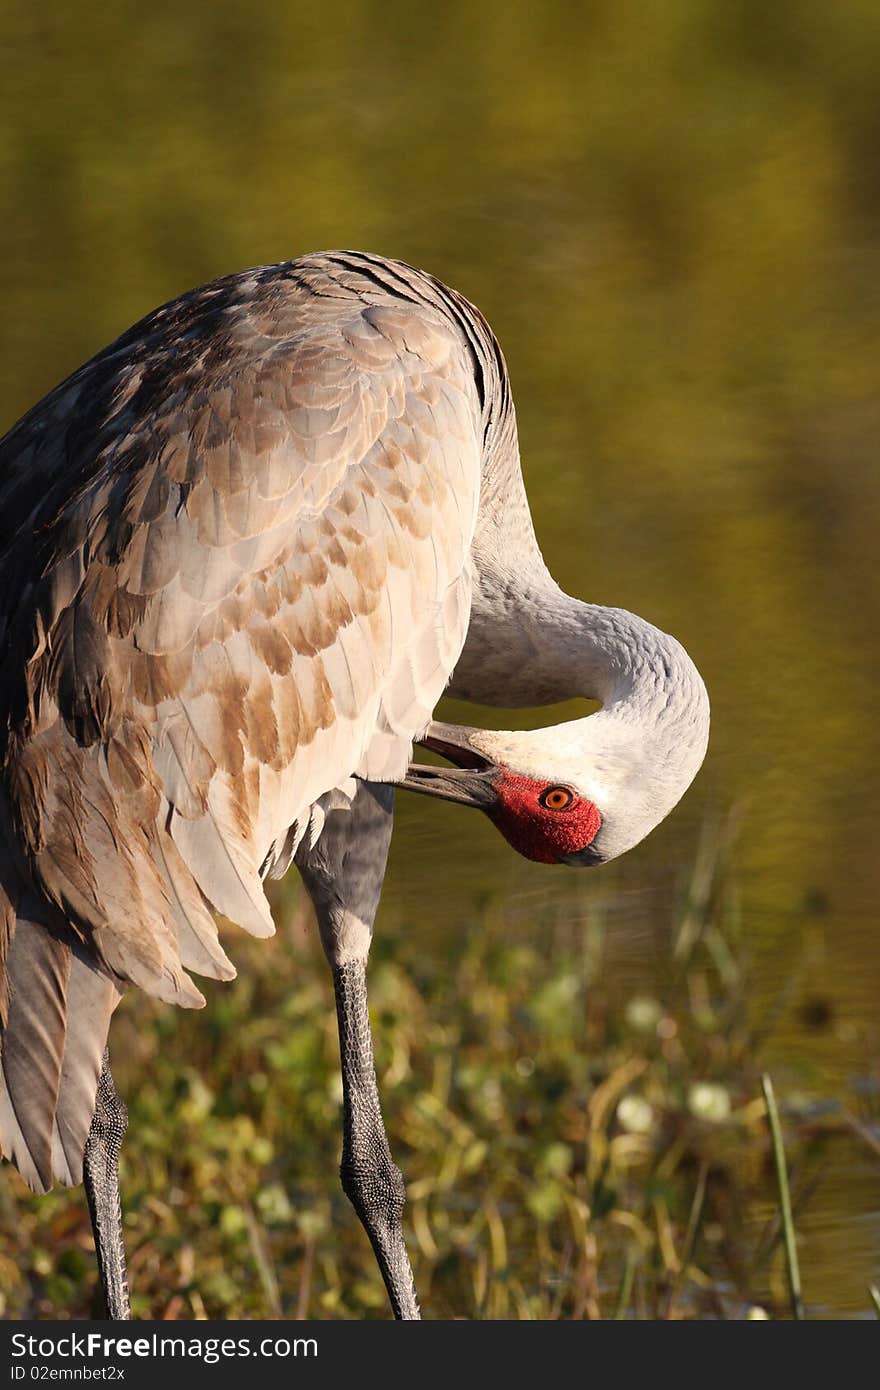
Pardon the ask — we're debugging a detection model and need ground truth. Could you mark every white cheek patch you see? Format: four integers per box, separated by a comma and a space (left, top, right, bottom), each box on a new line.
471, 728, 613, 813
578, 773, 614, 811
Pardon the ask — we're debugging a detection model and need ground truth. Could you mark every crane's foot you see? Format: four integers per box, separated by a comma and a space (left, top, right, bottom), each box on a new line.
340, 1155, 419, 1320
83, 1049, 131, 1320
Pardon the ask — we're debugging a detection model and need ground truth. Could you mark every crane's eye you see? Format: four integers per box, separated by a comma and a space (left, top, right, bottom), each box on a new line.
539, 786, 574, 811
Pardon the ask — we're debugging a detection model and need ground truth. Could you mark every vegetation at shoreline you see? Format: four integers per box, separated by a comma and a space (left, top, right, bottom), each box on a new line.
0, 832, 873, 1321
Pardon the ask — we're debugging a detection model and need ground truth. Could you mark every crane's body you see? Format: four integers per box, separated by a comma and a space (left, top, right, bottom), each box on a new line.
0, 253, 709, 1318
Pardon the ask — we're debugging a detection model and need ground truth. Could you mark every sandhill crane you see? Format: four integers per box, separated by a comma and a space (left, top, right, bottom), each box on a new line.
0, 252, 709, 1320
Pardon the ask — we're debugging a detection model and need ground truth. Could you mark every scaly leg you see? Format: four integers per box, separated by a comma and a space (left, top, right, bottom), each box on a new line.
297, 781, 419, 1319
83, 1049, 130, 1320
334, 956, 419, 1319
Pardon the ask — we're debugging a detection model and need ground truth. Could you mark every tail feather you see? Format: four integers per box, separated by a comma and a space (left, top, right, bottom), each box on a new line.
0, 906, 122, 1194
0, 916, 70, 1193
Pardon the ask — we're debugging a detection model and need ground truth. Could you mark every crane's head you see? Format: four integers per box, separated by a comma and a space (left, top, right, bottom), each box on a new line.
401, 711, 708, 867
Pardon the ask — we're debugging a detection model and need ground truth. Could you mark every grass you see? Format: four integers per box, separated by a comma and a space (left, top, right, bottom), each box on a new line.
760, 1074, 803, 1320
0, 831, 874, 1320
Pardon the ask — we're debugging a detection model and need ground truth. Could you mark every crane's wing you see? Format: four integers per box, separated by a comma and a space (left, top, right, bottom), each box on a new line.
0, 264, 482, 1011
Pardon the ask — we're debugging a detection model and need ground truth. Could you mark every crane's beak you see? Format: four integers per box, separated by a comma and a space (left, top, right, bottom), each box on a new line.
400, 721, 499, 809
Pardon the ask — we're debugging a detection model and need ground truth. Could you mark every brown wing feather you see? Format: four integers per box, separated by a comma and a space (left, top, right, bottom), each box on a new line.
0, 256, 483, 1012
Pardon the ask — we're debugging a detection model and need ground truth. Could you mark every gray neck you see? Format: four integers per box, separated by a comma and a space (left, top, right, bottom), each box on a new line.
424, 270, 709, 777
453, 566, 707, 730
447, 396, 710, 781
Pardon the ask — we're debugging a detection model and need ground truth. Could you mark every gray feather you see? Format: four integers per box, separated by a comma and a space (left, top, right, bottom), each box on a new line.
0, 917, 70, 1193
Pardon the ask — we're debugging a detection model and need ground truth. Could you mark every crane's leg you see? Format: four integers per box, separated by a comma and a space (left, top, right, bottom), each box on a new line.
333, 954, 419, 1319
83, 1049, 131, 1320
296, 781, 420, 1320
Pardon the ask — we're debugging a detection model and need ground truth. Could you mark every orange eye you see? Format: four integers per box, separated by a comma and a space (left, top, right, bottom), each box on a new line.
539, 785, 574, 811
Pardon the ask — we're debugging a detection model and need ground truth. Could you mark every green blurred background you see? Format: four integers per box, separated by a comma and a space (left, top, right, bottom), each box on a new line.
0, 0, 878, 1318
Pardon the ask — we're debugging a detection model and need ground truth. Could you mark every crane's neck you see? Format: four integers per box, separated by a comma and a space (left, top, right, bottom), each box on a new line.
445, 401, 711, 810
451, 563, 703, 722
436, 280, 709, 797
